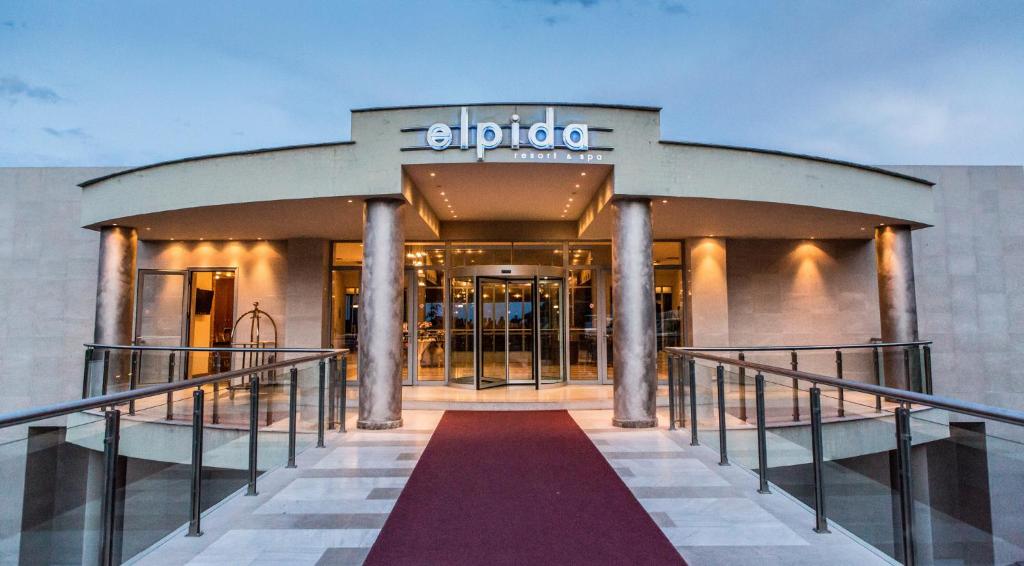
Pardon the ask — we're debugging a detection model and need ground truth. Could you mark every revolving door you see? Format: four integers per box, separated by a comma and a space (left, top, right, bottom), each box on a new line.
449, 266, 566, 389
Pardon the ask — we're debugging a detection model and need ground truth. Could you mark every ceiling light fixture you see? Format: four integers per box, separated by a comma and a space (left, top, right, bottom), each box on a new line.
430, 172, 436, 177
347, 199, 353, 203
580, 172, 586, 176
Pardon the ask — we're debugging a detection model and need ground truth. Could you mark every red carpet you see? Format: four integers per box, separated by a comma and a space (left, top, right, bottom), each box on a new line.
364, 410, 684, 565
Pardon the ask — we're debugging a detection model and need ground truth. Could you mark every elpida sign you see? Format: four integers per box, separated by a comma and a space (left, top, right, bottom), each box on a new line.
402, 106, 609, 161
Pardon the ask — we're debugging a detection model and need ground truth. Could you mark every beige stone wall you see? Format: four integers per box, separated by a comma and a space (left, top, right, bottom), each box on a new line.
724, 238, 882, 380
887, 165, 1024, 412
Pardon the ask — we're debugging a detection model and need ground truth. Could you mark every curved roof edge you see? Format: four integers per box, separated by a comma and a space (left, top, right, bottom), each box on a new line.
352, 102, 662, 113
660, 140, 935, 187
79, 141, 355, 188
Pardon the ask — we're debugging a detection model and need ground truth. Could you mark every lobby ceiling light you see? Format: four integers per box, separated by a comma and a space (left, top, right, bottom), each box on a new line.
662, 199, 668, 204
580, 172, 586, 176
347, 199, 353, 203
568, 197, 574, 202
575, 184, 580, 188
430, 172, 436, 177
440, 191, 445, 196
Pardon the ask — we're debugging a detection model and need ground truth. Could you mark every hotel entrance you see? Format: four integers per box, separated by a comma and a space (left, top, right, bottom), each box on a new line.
449, 266, 565, 389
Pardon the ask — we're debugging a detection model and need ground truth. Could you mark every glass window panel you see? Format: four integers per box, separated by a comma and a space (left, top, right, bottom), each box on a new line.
569, 269, 598, 381
511, 243, 564, 267
330, 269, 360, 380
655, 267, 683, 380
449, 243, 512, 267
406, 243, 446, 268
416, 269, 445, 381
332, 242, 363, 267
569, 242, 611, 266
653, 241, 683, 265
449, 277, 475, 384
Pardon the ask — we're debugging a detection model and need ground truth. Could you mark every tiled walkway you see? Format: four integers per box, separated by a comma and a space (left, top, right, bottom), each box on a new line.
133, 409, 892, 565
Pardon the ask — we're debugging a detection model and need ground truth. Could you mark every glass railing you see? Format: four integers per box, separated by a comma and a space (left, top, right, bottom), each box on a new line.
666, 347, 1024, 566
0, 346, 347, 565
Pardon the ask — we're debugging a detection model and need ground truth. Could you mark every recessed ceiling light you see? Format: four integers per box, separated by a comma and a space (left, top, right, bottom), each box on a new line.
575, 184, 580, 188
444, 198, 449, 202
430, 172, 436, 177
145, 227, 151, 231
199, 237, 204, 241
662, 199, 668, 204
347, 199, 353, 203
568, 197, 574, 202
170, 238, 175, 241
580, 172, 586, 176
112, 223, 118, 226
440, 191, 445, 195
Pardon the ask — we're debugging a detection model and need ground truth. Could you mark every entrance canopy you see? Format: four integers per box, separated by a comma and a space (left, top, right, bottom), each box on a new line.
78, 103, 936, 241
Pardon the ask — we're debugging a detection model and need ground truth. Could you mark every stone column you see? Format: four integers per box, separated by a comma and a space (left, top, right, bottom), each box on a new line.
875, 225, 919, 389
358, 198, 405, 429
93, 226, 137, 386
611, 198, 657, 428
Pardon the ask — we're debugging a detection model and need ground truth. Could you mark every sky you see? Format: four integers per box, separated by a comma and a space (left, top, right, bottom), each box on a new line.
1, 0, 1022, 167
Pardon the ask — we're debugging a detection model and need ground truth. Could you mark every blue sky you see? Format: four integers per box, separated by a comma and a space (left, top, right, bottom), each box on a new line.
2, 1, 1022, 167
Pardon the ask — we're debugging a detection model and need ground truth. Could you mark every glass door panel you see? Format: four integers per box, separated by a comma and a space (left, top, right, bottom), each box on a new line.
538, 278, 563, 383
478, 278, 507, 388
330, 269, 360, 381
569, 270, 598, 381
134, 270, 188, 386
416, 269, 445, 382
449, 277, 475, 385
507, 281, 534, 383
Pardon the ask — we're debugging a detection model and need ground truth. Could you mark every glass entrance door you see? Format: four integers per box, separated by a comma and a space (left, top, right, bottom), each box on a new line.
478, 278, 508, 388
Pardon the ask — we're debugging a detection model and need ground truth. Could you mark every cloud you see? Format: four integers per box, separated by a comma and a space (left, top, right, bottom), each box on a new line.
43, 127, 90, 139
521, 0, 601, 7
0, 76, 61, 103
658, 1, 689, 15
543, 15, 570, 26
1, 21, 15, 28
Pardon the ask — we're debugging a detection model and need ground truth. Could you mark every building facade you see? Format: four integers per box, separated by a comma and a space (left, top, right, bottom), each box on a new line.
3, 103, 1023, 429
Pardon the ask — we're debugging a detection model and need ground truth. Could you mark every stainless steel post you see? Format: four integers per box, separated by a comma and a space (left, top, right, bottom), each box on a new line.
676, 355, 686, 427
128, 351, 138, 415
923, 345, 932, 394
688, 358, 698, 446
810, 387, 830, 533
873, 346, 883, 411
187, 388, 204, 537
716, 364, 729, 466
287, 367, 298, 468
791, 350, 800, 421
667, 354, 677, 431
165, 352, 176, 421
99, 409, 121, 566
904, 347, 913, 391
611, 198, 657, 428
755, 373, 770, 494
738, 352, 748, 422
246, 375, 259, 496
340, 355, 348, 433
101, 350, 110, 396
836, 350, 845, 418
317, 359, 326, 448
895, 403, 916, 566
82, 347, 93, 398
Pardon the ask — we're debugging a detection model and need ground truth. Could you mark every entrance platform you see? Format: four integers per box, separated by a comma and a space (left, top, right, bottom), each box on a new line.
130, 409, 891, 566
399, 384, 667, 410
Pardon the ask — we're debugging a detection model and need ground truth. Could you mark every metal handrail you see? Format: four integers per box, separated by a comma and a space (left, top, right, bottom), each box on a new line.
667, 348, 1024, 427
84, 343, 340, 353
677, 340, 932, 352
1, 350, 346, 430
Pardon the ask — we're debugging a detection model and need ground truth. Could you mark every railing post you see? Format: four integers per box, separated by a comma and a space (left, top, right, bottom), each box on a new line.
895, 402, 916, 566
755, 373, 770, 494
327, 356, 336, 430
101, 350, 110, 396
317, 359, 326, 447
339, 355, 348, 433
688, 358, 698, 446
246, 375, 259, 496
287, 366, 298, 468
187, 388, 204, 537
128, 351, 138, 415
82, 347, 94, 398
676, 355, 686, 427
809, 387, 830, 533
738, 352, 748, 422
667, 354, 677, 431
873, 346, 884, 411
790, 350, 800, 421
166, 352, 176, 421
903, 346, 913, 392
835, 350, 845, 418
716, 364, 729, 466
923, 345, 932, 394
99, 409, 121, 566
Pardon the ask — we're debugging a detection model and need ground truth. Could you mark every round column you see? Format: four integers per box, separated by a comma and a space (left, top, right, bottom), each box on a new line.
875, 225, 919, 389
358, 198, 405, 430
611, 198, 657, 428
93, 226, 137, 345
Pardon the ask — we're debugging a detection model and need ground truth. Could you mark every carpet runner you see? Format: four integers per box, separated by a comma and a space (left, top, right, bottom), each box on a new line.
364, 410, 684, 565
